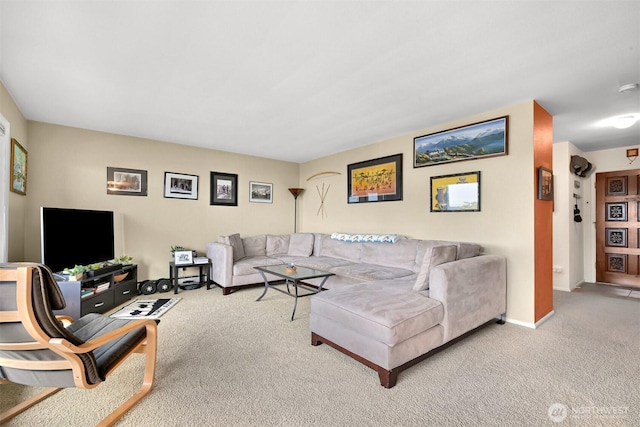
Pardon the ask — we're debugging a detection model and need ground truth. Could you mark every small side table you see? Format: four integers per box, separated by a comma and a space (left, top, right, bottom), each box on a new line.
169, 260, 213, 294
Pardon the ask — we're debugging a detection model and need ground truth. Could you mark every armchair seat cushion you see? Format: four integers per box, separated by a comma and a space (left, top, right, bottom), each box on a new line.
67, 313, 149, 379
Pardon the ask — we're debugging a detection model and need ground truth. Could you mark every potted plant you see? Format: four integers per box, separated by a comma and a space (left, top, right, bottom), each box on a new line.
170, 246, 186, 259
114, 255, 133, 265
63, 265, 86, 281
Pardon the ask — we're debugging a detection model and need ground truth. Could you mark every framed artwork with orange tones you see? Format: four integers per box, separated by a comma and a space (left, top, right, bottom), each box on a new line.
347, 154, 403, 204
430, 171, 481, 212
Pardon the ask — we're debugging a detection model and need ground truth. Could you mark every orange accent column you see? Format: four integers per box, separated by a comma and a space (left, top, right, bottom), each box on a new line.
533, 101, 553, 322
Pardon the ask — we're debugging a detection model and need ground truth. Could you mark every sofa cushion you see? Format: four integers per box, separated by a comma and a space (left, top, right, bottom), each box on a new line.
360, 238, 418, 271
294, 256, 355, 271
266, 235, 290, 256
243, 235, 266, 257
456, 242, 482, 260
317, 234, 362, 262
415, 240, 481, 265
287, 233, 314, 257
310, 280, 444, 346
331, 263, 415, 282
233, 256, 283, 276
222, 233, 245, 261
413, 245, 457, 291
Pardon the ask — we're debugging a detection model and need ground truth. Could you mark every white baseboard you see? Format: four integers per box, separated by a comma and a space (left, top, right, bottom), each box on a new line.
534, 310, 555, 327
505, 317, 535, 329
506, 310, 555, 329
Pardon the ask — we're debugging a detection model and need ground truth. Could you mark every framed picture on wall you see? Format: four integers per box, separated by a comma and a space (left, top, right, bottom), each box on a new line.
210, 171, 238, 206
107, 167, 148, 196
10, 138, 27, 195
164, 172, 199, 200
537, 167, 553, 201
414, 116, 508, 168
249, 181, 273, 203
347, 153, 403, 204
430, 171, 481, 212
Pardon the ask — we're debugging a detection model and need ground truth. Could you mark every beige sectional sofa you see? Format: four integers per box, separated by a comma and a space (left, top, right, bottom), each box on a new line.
207, 232, 507, 387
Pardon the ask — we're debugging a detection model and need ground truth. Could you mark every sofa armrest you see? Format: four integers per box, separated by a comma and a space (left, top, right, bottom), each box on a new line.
428, 254, 506, 343
206, 242, 233, 287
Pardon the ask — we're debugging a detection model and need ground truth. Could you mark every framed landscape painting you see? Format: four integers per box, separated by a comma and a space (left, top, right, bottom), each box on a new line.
414, 116, 508, 168
347, 153, 403, 204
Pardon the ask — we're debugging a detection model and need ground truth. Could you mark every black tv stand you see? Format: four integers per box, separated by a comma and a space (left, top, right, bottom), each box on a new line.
54, 264, 137, 319
86, 263, 123, 277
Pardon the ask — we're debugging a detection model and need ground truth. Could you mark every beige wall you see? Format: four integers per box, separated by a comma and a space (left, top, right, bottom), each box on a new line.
3, 84, 544, 325
24, 122, 300, 280
299, 101, 538, 325
1, 81, 28, 262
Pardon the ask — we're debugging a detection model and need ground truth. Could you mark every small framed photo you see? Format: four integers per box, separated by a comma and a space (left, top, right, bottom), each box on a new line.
107, 167, 148, 196
174, 250, 193, 265
210, 171, 238, 206
164, 172, 199, 200
538, 167, 553, 201
430, 171, 481, 212
249, 181, 273, 203
10, 138, 28, 195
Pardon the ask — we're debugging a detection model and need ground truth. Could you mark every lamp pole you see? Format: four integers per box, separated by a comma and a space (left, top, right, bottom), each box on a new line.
288, 188, 304, 233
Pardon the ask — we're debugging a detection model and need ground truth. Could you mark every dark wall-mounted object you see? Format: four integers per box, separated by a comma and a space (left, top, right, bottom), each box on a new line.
570, 155, 594, 178
573, 193, 582, 222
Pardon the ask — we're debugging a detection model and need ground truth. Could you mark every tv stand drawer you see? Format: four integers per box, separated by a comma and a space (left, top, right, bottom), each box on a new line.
114, 280, 138, 306
82, 290, 114, 314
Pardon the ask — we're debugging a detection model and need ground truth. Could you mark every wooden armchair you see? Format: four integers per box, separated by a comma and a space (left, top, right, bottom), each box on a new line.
0, 263, 158, 426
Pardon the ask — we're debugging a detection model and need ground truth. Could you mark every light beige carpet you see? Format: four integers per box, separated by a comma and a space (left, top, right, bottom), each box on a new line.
1, 283, 638, 426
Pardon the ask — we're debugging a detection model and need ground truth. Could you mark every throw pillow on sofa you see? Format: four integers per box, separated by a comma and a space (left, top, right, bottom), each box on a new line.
223, 233, 246, 261
243, 235, 267, 257
413, 245, 457, 291
288, 233, 314, 257
266, 234, 290, 255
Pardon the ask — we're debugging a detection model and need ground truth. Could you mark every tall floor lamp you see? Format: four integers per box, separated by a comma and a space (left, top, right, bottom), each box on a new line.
288, 188, 304, 233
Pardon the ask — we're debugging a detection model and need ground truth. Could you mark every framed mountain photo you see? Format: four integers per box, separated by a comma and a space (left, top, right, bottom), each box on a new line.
414, 116, 508, 168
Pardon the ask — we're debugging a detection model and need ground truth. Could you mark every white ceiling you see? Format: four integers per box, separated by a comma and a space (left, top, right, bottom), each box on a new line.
1, 1, 639, 163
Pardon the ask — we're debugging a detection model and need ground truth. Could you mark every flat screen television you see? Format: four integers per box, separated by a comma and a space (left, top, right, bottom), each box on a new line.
41, 207, 115, 273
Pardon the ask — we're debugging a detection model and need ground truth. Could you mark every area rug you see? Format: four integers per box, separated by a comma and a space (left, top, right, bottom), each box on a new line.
110, 298, 181, 319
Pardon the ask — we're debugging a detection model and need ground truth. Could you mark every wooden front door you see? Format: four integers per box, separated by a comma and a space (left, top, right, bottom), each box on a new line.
595, 169, 640, 288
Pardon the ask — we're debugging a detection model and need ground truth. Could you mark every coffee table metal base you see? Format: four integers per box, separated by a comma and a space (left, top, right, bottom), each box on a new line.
255, 268, 332, 321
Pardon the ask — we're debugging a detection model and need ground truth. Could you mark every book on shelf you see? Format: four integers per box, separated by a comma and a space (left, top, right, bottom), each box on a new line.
193, 257, 209, 264
96, 282, 110, 290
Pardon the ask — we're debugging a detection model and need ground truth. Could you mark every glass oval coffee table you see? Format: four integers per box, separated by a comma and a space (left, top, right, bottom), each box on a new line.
254, 264, 334, 321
